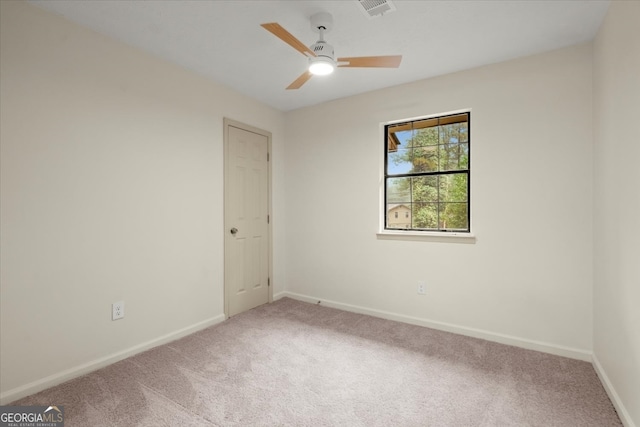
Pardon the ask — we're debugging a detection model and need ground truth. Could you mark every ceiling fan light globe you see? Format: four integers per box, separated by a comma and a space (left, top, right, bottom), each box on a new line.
309, 58, 335, 76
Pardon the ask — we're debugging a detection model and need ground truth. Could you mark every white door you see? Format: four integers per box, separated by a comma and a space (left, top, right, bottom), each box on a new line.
224, 120, 271, 317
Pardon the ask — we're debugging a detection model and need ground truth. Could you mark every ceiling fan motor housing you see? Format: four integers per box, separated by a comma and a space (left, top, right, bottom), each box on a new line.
310, 40, 335, 61
309, 12, 335, 63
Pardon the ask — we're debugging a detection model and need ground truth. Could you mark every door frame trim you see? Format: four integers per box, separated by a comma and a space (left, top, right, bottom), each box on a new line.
223, 118, 273, 318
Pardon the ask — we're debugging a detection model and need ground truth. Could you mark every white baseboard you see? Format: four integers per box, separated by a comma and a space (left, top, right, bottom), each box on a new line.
276, 291, 592, 362
0, 314, 226, 405
273, 291, 288, 301
592, 354, 636, 427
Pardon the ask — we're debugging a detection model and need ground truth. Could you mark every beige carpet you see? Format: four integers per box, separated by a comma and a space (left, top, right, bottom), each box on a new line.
13, 297, 621, 426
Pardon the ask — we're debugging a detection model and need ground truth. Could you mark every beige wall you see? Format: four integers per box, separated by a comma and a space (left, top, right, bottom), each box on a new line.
593, 1, 640, 425
284, 44, 594, 355
0, 1, 285, 402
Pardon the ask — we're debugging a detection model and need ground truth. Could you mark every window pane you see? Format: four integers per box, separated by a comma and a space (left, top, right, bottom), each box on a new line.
388, 127, 414, 151
387, 148, 412, 175
438, 203, 468, 230
438, 143, 457, 171
439, 142, 469, 171
411, 176, 438, 202
439, 174, 468, 202
440, 120, 468, 141
440, 123, 463, 144
394, 130, 414, 148
387, 203, 412, 229
386, 177, 411, 203
412, 146, 438, 172
412, 202, 438, 229
412, 127, 439, 147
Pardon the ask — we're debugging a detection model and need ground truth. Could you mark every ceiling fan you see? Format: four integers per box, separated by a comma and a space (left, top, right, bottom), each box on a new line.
261, 12, 402, 90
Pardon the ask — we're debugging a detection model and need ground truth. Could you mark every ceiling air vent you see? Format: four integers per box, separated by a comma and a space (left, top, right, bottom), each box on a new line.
357, 0, 397, 19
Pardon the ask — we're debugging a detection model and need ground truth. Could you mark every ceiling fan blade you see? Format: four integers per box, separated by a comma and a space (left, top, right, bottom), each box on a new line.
286, 71, 313, 90
337, 55, 402, 68
261, 23, 317, 58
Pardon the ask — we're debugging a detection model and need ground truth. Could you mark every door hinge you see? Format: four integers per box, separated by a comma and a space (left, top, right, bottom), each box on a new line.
267, 152, 270, 161
268, 277, 270, 287
267, 215, 270, 224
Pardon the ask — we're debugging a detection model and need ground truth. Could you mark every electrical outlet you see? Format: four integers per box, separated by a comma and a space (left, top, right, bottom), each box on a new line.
112, 301, 125, 320
417, 281, 426, 295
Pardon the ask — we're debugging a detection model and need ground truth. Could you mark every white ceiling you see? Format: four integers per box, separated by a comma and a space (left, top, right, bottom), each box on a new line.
30, 0, 610, 112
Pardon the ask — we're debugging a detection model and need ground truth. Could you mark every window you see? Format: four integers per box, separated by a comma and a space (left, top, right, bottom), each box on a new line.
384, 112, 470, 232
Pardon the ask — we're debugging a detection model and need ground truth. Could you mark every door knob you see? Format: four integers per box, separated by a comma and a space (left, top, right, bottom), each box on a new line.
230, 227, 238, 235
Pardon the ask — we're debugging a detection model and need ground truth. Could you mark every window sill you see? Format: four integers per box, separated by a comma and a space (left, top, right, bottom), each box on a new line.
376, 230, 476, 244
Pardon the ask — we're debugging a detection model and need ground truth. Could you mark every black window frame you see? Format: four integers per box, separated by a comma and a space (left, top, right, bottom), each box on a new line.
384, 112, 471, 233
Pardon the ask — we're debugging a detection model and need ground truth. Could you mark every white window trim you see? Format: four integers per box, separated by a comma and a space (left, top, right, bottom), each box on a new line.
376, 230, 476, 243
378, 109, 475, 243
